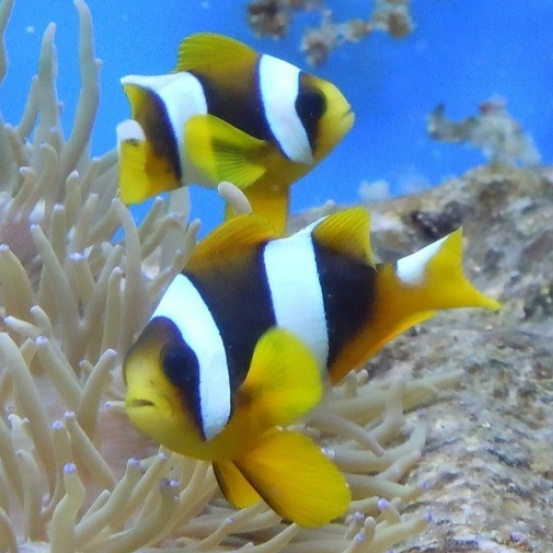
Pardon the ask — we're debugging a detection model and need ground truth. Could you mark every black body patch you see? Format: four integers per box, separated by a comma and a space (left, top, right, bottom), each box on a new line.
296, 72, 325, 151
185, 246, 276, 400
312, 240, 375, 367
135, 89, 182, 179
190, 62, 274, 144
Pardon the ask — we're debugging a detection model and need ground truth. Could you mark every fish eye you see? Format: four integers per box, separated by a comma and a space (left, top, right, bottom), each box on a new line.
161, 341, 199, 390
295, 90, 326, 127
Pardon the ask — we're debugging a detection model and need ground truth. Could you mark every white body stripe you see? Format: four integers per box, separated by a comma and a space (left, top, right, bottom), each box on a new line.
151, 274, 230, 441
396, 235, 448, 286
121, 73, 208, 170
263, 234, 328, 370
258, 54, 314, 164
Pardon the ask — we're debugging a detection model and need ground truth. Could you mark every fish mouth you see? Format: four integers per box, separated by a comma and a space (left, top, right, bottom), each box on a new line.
127, 398, 155, 409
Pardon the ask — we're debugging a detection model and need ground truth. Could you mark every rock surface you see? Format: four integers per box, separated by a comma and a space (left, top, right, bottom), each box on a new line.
294, 165, 553, 553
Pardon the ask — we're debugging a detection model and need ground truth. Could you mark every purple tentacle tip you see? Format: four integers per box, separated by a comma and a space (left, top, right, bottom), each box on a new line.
64, 463, 77, 473
377, 498, 390, 511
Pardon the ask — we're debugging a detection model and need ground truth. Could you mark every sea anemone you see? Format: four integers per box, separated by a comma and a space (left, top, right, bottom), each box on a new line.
0, 2, 458, 552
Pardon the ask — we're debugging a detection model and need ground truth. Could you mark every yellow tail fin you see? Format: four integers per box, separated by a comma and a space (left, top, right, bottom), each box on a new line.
328, 229, 500, 383
116, 119, 180, 204
394, 229, 501, 311
235, 429, 350, 527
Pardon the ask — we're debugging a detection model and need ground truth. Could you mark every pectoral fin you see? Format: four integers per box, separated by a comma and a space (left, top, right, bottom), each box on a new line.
185, 114, 267, 189
235, 328, 323, 431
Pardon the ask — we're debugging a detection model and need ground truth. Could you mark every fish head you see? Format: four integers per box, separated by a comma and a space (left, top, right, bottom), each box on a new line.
123, 317, 203, 453
299, 74, 355, 162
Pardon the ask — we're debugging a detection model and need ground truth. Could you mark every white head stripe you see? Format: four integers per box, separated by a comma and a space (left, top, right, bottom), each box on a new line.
258, 55, 314, 164
121, 73, 207, 169
263, 235, 328, 370
396, 235, 448, 286
151, 274, 230, 440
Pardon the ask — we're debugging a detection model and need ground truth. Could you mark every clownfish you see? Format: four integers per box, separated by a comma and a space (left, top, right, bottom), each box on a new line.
123, 207, 500, 526
116, 33, 354, 234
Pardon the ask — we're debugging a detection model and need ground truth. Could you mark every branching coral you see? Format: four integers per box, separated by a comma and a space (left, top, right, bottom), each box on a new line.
428, 98, 542, 168
246, 0, 414, 66
0, 1, 459, 552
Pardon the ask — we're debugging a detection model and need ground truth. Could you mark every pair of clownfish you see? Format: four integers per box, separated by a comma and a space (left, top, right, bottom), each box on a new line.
119, 33, 500, 527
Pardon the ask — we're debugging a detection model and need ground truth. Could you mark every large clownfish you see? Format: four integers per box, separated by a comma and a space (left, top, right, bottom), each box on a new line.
123, 207, 500, 526
116, 33, 354, 234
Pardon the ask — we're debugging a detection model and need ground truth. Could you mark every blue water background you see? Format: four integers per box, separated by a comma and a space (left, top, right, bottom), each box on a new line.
2, 0, 552, 231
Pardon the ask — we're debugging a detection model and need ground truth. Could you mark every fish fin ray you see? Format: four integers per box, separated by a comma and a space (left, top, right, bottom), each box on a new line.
175, 33, 257, 75
185, 114, 268, 189
236, 430, 351, 527
188, 213, 276, 269
313, 207, 375, 266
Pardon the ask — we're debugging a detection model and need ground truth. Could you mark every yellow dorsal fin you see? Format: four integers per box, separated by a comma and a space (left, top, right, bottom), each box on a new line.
188, 213, 276, 270
236, 328, 322, 430
175, 33, 257, 76
185, 114, 268, 189
312, 207, 375, 266
235, 429, 351, 526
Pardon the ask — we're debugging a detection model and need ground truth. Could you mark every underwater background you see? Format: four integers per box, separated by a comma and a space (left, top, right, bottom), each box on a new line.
1, 0, 552, 230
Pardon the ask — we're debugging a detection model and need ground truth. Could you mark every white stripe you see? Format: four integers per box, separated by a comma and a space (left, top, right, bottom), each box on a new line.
258, 55, 314, 164
151, 274, 230, 440
396, 235, 448, 286
121, 73, 207, 170
263, 234, 328, 369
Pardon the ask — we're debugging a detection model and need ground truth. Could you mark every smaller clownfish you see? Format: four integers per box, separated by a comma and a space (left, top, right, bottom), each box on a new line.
116, 32, 354, 234
123, 208, 500, 526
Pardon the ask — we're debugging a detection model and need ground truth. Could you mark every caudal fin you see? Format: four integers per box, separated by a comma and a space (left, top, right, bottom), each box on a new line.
219, 429, 350, 527
328, 228, 500, 383
394, 229, 501, 311
116, 118, 181, 204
